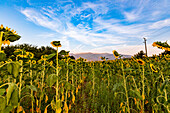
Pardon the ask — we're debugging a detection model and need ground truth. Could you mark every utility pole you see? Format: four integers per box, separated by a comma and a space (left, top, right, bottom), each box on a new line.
143, 37, 147, 57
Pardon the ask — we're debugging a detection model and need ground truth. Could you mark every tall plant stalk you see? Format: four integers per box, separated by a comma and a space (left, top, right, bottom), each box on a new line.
30, 62, 34, 113
0, 32, 3, 51
17, 51, 24, 113
142, 66, 145, 113
121, 61, 130, 113
56, 46, 59, 113
39, 58, 46, 112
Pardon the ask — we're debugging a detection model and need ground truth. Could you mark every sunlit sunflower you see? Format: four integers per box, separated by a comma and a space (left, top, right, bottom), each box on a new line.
0, 24, 3, 29
0, 50, 4, 53
41, 55, 48, 60
2, 40, 10, 45
136, 59, 145, 65
32, 60, 36, 64
26, 52, 34, 59
26, 60, 31, 64
112, 50, 119, 59
49, 61, 53, 66
165, 55, 170, 60
51, 41, 62, 47
150, 64, 158, 72
8, 59, 12, 62
152, 42, 157, 47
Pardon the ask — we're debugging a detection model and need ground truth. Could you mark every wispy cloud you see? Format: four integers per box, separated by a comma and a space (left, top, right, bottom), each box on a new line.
21, 8, 64, 32
149, 18, 170, 29
20, 0, 170, 55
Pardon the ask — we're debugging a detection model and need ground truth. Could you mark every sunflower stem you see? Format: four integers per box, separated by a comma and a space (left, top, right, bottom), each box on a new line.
142, 65, 145, 113
121, 60, 130, 113
17, 51, 23, 113
55, 46, 59, 113
30, 61, 34, 113
0, 32, 3, 51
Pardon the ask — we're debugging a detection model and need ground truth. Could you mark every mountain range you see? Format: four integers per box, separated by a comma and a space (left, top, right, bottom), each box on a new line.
70, 52, 131, 61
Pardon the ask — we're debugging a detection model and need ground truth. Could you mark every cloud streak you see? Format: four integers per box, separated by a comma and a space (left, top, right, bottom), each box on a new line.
20, 0, 170, 55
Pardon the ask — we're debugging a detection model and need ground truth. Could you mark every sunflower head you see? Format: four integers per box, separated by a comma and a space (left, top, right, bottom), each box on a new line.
150, 64, 158, 72
136, 59, 145, 65
26, 52, 34, 59
32, 60, 36, 64
112, 50, 119, 59
0, 24, 4, 29
51, 41, 62, 47
0, 25, 21, 42
41, 55, 48, 60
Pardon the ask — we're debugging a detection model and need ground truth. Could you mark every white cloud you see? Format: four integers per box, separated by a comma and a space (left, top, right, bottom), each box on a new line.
123, 12, 138, 21
21, 8, 64, 32
149, 18, 170, 29
89, 44, 164, 56
20, 0, 170, 56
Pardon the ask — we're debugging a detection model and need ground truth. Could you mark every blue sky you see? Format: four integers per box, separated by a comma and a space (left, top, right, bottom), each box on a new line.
0, 0, 170, 55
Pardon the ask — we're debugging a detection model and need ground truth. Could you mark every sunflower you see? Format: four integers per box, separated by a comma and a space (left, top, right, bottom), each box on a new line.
150, 64, 158, 72
0, 24, 20, 42
136, 59, 145, 65
165, 55, 170, 60
0, 50, 4, 53
49, 61, 53, 66
0, 24, 3, 29
51, 41, 62, 47
2, 40, 10, 45
26, 52, 34, 59
152, 41, 170, 51
152, 42, 157, 47
41, 55, 48, 60
112, 50, 119, 59
32, 60, 36, 64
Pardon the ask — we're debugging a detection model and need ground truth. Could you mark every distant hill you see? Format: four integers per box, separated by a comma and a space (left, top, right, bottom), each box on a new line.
70, 52, 131, 61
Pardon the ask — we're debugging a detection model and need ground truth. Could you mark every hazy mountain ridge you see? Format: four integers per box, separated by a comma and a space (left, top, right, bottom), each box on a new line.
70, 52, 131, 61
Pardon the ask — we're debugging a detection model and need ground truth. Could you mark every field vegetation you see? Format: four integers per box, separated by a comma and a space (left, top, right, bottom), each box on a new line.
0, 25, 169, 113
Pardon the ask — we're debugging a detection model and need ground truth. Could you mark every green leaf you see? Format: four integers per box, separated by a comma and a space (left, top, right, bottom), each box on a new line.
12, 62, 21, 78
0, 53, 6, 61
124, 68, 134, 71
160, 79, 169, 92
46, 53, 56, 60
0, 89, 5, 96
130, 89, 143, 100
51, 99, 56, 110
7, 83, 15, 105
10, 86, 18, 107
112, 83, 122, 91
46, 74, 57, 87
27, 85, 37, 92
7, 63, 13, 74
7, 62, 21, 78
3, 106, 13, 113
0, 96, 6, 111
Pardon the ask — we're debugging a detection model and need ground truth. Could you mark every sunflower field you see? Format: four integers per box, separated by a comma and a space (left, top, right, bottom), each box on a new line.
0, 25, 170, 113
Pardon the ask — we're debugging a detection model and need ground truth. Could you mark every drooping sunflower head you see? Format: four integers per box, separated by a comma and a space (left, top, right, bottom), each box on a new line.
152, 42, 157, 47
150, 64, 158, 72
32, 60, 36, 64
26, 52, 34, 59
0, 24, 21, 43
136, 59, 145, 65
41, 55, 48, 60
112, 50, 119, 59
51, 41, 62, 47
0, 24, 3, 29
165, 54, 170, 60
